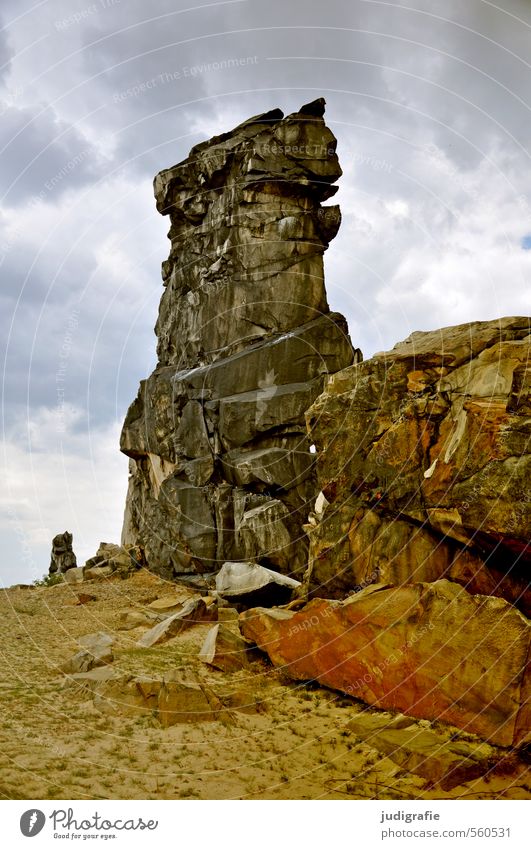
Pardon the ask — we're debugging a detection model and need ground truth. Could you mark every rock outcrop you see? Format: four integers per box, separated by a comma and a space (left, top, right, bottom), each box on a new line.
120, 100, 355, 580
49, 531, 77, 574
115, 101, 529, 753
199, 624, 250, 672
240, 579, 531, 748
305, 317, 531, 611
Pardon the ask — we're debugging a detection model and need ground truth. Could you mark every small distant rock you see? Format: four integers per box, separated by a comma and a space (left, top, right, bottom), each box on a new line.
49, 531, 77, 574
75, 592, 97, 605
199, 624, 250, 672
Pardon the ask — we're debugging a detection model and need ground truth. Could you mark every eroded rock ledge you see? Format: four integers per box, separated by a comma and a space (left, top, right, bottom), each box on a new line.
120, 99, 356, 579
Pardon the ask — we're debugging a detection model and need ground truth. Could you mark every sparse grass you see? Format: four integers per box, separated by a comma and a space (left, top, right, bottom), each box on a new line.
178, 787, 200, 799
33, 573, 64, 587
11, 604, 38, 616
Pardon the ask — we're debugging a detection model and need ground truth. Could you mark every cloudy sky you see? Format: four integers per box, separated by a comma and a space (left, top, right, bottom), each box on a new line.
1, 0, 530, 584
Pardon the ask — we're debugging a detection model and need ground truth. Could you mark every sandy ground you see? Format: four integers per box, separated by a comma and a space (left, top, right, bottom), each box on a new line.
0, 570, 529, 801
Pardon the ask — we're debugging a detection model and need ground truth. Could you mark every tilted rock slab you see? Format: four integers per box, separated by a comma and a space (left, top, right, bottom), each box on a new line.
240, 580, 531, 747
120, 99, 356, 581
136, 597, 216, 647
66, 668, 264, 725
67, 669, 223, 726
305, 317, 531, 611
199, 623, 250, 672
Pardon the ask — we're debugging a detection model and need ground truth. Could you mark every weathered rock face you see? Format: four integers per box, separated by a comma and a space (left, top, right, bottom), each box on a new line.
120, 100, 355, 580
305, 317, 531, 611
49, 531, 77, 574
240, 580, 531, 748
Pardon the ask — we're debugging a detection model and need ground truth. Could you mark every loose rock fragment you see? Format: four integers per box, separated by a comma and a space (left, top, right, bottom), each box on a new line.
61, 632, 114, 675
199, 624, 250, 672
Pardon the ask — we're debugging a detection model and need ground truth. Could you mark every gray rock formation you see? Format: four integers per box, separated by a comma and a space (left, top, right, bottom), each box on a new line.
120, 99, 356, 581
49, 531, 77, 574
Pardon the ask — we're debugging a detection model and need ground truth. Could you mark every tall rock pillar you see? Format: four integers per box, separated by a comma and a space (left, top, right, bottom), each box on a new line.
120, 98, 357, 580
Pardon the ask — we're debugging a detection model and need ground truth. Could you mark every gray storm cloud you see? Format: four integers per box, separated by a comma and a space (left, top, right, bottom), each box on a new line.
1, 0, 530, 582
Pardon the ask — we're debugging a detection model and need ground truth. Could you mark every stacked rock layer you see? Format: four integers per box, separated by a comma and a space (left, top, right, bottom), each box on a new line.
120, 100, 355, 580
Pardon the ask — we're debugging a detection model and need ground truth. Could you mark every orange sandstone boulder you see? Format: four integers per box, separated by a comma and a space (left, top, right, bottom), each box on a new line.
240, 580, 530, 747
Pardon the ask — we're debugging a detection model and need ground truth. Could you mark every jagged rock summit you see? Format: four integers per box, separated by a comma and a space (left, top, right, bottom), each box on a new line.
120, 99, 356, 580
